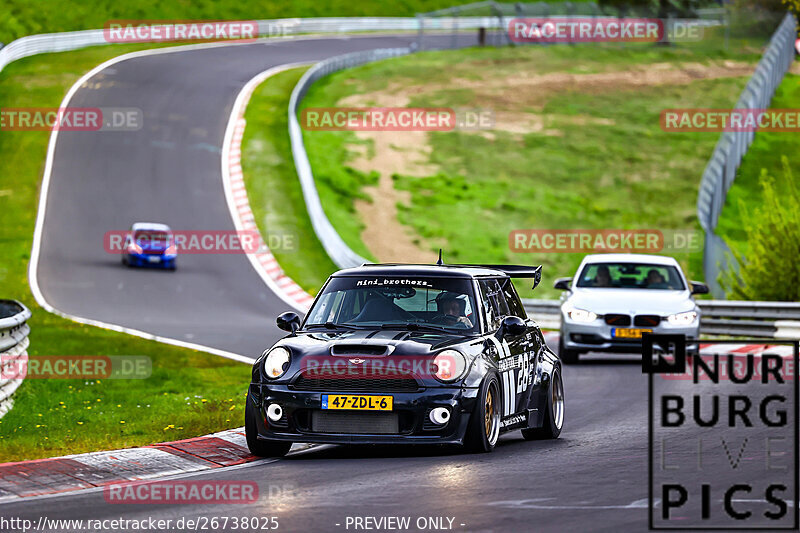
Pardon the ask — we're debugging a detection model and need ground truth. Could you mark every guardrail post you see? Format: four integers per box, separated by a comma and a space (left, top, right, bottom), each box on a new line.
416, 14, 425, 52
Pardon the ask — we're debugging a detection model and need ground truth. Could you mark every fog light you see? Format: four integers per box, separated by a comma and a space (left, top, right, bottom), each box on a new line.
266, 403, 283, 423
429, 407, 451, 425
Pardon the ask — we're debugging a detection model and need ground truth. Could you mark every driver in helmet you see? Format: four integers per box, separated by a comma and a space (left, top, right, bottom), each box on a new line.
436, 292, 473, 328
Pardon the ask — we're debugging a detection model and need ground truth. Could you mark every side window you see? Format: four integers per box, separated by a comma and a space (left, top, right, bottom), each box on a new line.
340, 290, 367, 321
308, 291, 345, 323
479, 279, 507, 331
500, 278, 527, 319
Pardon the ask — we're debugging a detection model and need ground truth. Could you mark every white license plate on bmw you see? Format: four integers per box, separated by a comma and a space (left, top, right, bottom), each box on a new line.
148, 256, 161, 263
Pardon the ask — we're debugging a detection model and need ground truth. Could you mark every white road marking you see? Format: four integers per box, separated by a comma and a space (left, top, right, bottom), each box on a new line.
27, 40, 318, 364
487, 497, 658, 510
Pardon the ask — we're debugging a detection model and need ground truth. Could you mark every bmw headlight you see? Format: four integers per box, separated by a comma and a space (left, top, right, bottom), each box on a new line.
432, 350, 467, 383
263, 347, 291, 379
567, 307, 597, 323
667, 311, 698, 326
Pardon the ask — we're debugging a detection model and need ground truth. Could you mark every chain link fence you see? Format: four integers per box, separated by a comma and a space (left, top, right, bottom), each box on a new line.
696, 12, 797, 298
416, 1, 728, 50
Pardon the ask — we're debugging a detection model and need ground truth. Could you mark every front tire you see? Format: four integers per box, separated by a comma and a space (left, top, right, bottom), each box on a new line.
522, 367, 564, 440
464, 374, 501, 453
245, 396, 292, 457
558, 334, 579, 364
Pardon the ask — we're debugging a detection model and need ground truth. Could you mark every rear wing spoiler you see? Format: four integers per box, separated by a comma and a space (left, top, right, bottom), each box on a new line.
459, 264, 543, 289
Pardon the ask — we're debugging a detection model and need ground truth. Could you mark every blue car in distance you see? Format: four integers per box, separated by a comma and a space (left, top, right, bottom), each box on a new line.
121, 222, 177, 270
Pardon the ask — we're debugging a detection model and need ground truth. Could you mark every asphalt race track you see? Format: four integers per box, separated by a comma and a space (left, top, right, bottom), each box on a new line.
34, 35, 440, 358
15, 35, 797, 532
7, 349, 794, 532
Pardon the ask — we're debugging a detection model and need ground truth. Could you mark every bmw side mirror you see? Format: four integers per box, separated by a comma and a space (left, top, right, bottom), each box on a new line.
499, 316, 527, 338
554, 277, 572, 291
690, 282, 709, 295
277, 311, 301, 333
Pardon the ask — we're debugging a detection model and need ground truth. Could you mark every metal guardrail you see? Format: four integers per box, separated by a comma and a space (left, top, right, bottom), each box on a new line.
0, 17, 499, 76
288, 47, 413, 269
0, 300, 31, 418
696, 12, 797, 298
522, 298, 800, 338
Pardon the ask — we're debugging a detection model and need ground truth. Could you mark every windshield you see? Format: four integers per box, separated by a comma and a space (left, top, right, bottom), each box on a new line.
132, 230, 172, 249
576, 262, 685, 290
304, 276, 478, 332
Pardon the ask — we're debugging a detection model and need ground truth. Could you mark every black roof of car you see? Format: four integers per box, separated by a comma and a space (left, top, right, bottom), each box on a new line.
333, 263, 542, 280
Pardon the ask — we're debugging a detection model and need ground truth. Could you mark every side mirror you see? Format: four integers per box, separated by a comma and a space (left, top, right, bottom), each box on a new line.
690, 282, 709, 295
277, 311, 301, 333
499, 315, 527, 338
554, 277, 572, 291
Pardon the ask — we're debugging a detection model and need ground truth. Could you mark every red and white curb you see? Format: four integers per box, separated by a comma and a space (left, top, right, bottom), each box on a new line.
0, 428, 309, 503
2, 62, 324, 505
697, 342, 796, 356
222, 64, 315, 313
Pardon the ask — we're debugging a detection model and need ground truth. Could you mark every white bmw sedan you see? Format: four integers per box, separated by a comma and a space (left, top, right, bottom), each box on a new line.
554, 254, 708, 363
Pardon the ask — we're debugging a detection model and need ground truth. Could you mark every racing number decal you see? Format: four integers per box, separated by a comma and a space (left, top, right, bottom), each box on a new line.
489, 337, 516, 416
489, 336, 536, 417
517, 349, 531, 393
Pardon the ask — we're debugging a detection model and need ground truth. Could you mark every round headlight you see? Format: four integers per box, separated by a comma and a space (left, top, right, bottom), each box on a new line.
263, 347, 291, 379
433, 350, 467, 382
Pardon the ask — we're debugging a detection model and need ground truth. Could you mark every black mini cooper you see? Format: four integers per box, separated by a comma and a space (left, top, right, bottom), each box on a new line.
245, 262, 564, 455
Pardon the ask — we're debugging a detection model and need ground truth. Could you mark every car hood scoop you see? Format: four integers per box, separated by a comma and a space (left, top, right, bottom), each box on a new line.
330, 344, 393, 357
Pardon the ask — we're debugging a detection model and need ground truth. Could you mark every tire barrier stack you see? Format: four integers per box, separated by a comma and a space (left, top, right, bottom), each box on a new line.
0, 300, 31, 419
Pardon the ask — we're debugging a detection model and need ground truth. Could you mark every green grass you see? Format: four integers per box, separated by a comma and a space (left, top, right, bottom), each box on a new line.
715, 73, 800, 256
0, 45, 250, 463
241, 67, 339, 293
298, 42, 764, 298
0, 0, 594, 44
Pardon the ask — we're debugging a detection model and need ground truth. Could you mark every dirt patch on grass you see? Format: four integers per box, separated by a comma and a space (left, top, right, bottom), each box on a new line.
340, 59, 753, 260
342, 92, 441, 261
354, 174, 437, 263
460, 60, 755, 110
345, 60, 754, 111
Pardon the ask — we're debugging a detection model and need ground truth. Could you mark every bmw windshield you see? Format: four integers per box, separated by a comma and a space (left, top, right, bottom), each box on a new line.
576, 262, 685, 290
304, 276, 479, 332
